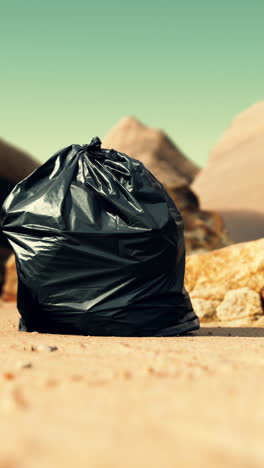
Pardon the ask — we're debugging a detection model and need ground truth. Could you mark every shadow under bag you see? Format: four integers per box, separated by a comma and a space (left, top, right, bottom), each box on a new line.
1, 137, 199, 336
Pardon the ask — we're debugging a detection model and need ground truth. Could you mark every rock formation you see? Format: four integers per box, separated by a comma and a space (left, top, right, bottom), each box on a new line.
192, 101, 264, 243
185, 238, 264, 326
0, 138, 39, 183
103, 117, 230, 254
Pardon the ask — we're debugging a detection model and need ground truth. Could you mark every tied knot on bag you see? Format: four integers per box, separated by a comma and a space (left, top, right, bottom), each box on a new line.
83, 136, 102, 153
83, 137, 119, 161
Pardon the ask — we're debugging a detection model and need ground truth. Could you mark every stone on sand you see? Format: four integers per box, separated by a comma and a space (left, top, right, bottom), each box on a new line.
186, 238, 264, 325
216, 287, 263, 324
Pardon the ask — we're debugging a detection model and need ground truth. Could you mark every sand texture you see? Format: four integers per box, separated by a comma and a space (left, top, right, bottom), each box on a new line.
1, 303, 264, 468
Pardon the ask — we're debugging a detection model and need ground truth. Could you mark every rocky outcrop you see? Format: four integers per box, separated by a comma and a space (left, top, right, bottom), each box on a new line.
216, 288, 262, 325
103, 117, 230, 254
192, 101, 264, 243
186, 238, 264, 326
0, 138, 39, 184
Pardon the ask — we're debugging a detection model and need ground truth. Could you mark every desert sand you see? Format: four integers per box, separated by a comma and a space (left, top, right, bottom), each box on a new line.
1, 302, 264, 468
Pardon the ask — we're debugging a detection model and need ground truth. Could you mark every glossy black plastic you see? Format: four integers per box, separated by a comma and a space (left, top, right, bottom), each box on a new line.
1, 137, 198, 336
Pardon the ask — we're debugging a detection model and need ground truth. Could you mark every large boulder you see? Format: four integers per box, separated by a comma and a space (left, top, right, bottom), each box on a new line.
103, 117, 230, 254
192, 101, 264, 243
0, 138, 39, 183
185, 238, 264, 326
216, 288, 262, 325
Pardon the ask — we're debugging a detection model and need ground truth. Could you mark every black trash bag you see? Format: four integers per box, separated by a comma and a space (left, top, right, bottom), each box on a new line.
1, 137, 199, 336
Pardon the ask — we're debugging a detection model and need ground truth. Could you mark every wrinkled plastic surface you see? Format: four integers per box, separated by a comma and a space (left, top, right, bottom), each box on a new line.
1, 137, 197, 336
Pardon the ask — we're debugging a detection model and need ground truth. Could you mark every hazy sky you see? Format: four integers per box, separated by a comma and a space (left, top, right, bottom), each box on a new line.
1, 1, 264, 166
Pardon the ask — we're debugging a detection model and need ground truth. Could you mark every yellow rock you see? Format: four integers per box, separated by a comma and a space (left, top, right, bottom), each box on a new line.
186, 238, 264, 297
216, 287, 262, 323
186, 239, 264, 325
190, 298, 219, 321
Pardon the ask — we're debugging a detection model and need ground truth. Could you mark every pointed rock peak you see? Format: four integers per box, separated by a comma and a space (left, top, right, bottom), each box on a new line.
211, 101, 264, 158
234, 101, 264, 122
103, 116, 200, 185
113, 116, 145, 129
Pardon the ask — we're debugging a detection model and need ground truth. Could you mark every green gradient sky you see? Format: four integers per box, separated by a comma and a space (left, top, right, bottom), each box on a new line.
1, 1, 264, 166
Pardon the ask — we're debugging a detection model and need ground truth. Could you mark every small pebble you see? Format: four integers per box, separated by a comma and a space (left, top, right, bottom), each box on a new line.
71, 375, 83, 382
12, 388, 29, 409
3, 372, 15, 381
122, 370, 132, 379
21, 363, 33, 369
46, 379, 58, 388
31, 345, 58, 352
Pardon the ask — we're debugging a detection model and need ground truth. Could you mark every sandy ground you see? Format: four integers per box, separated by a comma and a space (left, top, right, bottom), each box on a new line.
1, 303, 264, 468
